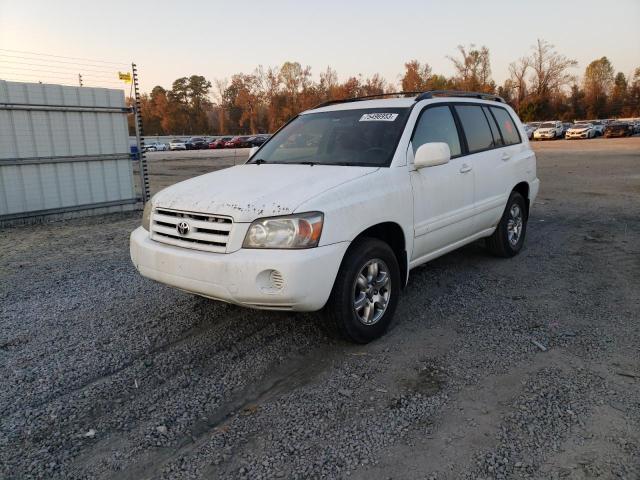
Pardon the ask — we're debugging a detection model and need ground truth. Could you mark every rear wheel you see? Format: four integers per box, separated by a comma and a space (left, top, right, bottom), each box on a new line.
486, 191, 528, 257
325, 238, 401, 343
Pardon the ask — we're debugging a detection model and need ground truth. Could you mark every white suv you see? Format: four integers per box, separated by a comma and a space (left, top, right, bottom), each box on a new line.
130, 92, 539, 343
533, 121, 564, 140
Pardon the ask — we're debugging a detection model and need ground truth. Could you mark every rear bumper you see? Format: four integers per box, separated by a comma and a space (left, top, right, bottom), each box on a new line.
130, 227, 348, 311
529, 178, 540, 206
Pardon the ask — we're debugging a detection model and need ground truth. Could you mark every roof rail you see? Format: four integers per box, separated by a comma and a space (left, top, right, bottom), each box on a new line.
312, 90, 505, 110
415, 90, 505, 103
313, 91, 423, 109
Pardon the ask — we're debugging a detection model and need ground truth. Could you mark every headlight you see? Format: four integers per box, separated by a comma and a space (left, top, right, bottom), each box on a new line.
243, 212, 323, 249
142, 200, 153, 231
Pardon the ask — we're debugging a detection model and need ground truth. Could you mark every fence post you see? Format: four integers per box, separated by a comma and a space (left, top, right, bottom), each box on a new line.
132, 62, 150, 203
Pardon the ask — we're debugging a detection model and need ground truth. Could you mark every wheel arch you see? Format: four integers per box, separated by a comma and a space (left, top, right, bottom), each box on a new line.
349, 222, 408, 288
512, 181, 530, 219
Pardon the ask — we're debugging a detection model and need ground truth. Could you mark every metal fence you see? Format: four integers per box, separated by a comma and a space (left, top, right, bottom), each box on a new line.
0, 80, 140, 226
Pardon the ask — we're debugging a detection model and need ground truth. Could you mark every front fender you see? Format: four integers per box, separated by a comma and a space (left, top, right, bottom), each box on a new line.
295, 168, 414, 256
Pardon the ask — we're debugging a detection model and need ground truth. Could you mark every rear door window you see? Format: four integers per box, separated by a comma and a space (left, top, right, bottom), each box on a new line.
482, 107, 504, 147
454, 105, 494, 153
412, 105, 462, 157
490, 107, 522, 145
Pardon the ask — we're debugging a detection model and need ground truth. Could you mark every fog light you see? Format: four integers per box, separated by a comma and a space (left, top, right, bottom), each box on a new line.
256, 269, 285, 294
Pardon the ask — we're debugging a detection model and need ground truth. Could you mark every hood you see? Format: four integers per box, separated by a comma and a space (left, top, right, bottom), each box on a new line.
153, 164, 378, 222
569, 126, 590, 132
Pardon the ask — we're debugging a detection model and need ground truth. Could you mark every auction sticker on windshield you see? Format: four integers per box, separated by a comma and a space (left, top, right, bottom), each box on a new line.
359, 113, 399, 122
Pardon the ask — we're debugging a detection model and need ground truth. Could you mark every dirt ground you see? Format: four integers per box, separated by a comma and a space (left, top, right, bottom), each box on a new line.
1, 138, 639, 479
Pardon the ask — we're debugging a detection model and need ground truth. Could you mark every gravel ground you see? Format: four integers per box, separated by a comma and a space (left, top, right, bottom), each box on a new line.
1, 138, 639, 479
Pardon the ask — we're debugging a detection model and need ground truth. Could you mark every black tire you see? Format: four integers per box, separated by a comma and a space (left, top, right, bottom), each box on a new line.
325, 238, 401, 344
486, 191, 528, 258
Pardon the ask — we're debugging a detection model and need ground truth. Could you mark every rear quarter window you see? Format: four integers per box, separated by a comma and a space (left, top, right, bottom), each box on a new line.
490, 107, 521, 145
482, 106, 504, 147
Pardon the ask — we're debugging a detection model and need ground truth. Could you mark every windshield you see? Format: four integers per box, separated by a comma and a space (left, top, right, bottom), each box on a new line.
573, 124, 591, 129
250, 108, 411, 167
540, 122, 556, 128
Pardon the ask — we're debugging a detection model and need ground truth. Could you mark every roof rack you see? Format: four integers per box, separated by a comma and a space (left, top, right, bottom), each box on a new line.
312, 90, 505, 110
415, 90, 505, 103
313, 91, 423, 109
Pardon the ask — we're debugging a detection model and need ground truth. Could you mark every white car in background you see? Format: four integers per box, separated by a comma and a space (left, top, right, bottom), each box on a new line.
533, 121, 564, 140
145, 142, 168, 152
565, 123, 596, 139
169, 139, 187, 151
131, 91, 539, 343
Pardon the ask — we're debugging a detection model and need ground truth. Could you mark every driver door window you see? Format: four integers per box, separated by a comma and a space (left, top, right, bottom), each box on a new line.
412, 106, 461, 157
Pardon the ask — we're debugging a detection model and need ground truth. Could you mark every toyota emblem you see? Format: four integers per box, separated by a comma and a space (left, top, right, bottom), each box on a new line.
176, 221, 190, 235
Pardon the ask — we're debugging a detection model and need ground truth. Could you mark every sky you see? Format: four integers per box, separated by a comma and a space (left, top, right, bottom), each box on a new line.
1, 0, 639, 94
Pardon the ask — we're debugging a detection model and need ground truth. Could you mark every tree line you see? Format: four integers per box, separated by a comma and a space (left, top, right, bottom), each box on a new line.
136, 39, 640, 136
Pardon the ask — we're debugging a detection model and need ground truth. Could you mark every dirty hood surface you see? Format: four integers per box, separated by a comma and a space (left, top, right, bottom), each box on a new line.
153, 164, 378, 222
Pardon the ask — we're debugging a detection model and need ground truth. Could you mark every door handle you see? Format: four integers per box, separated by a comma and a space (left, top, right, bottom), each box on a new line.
459, 164, 472, 173
501, 152, 511, 161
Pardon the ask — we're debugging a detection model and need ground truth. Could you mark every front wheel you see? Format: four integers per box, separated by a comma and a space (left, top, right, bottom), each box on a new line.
486, 191, 528, 257
325, 238, 401, 343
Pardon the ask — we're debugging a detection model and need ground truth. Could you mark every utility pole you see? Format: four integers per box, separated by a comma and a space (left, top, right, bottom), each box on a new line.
131, 63, 150, 203
78, 73, 83, 87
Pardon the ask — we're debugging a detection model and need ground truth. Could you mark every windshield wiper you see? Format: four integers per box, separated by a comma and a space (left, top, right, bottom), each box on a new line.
297, 161, 316, 166
252, 159, 268, 165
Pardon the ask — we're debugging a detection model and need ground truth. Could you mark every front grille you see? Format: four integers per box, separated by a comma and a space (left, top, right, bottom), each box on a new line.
151, 208, 233, 253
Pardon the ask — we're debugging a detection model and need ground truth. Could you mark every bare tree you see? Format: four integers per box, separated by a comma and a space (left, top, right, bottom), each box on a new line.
319, 66, 339, 100
529, 39, 577, 97
508, 56, 530, 108
213, 78, 229, 134
256, 66, 282, 132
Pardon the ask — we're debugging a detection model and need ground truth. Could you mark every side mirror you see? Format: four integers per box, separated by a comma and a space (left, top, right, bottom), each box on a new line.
248, 146, 259, 158
414, 142, 451, 169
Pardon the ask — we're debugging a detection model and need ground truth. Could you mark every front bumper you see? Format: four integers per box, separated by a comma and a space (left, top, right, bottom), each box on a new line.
566, 130, 591, 139
130, 227, 349, 311
534, 132, 557, 139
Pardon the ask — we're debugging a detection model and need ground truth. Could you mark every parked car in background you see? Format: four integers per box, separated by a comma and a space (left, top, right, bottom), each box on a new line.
604, 122, 634, 138
248, 135, 270, 147
533, 121, 564, 140
131, 92, 539, 343
224, 136, 252, 148
209, 136, 233, 149
169, 139, 187, 150
144, 142, 168, 152
524, 124, 537, 139
561, 123, 573, 137
565, 123, 596, 139
588, 121, 605, 136
185, 137, 208, 150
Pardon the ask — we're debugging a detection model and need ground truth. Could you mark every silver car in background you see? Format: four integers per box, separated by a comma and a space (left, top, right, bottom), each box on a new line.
169, 139, 187, 151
